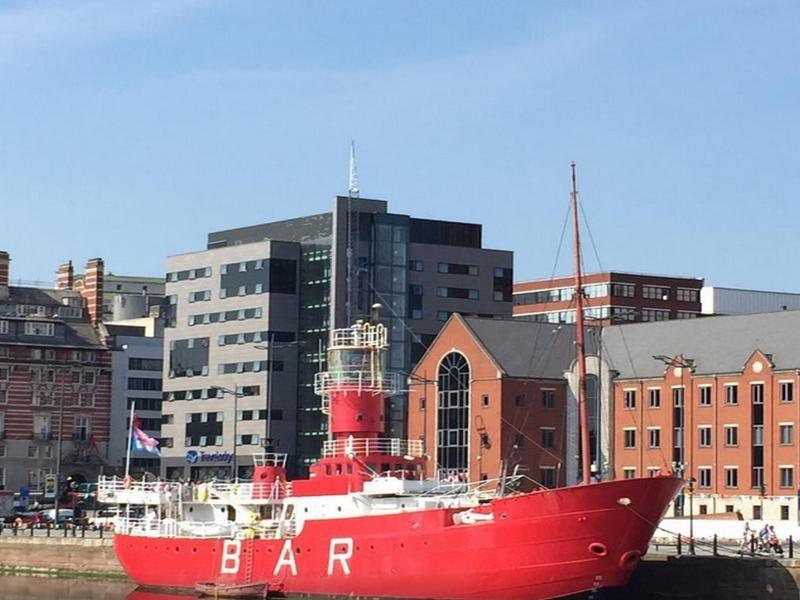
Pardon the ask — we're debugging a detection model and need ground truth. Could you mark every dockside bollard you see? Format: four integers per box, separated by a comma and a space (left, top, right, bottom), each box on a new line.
99, 526, 104, 539
12, 524, 17, 537
713, 534, 718, 556
790, 536, 794, 558
29, 525, 33, 537
750, 533, 756, 556
677, 534, 682, 556
46, 525, 50, 537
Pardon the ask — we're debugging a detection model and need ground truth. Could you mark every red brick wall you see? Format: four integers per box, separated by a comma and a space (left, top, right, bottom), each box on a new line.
82, 259, 104, 325
408, 315, 567, 486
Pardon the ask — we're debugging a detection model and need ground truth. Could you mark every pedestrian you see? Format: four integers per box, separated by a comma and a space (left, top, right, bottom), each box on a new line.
739, 522, 753, 555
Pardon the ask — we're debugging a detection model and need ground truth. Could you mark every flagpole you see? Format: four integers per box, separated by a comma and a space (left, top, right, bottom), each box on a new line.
124, 401, 135, 479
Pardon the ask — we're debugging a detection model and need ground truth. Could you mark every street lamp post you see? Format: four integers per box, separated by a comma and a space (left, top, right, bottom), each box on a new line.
254, 337, 303, 451
212, 386, 244, 481
688, 476, 697, 555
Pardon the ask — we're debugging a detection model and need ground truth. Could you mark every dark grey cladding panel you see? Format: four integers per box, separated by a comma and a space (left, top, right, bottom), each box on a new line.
409, 218, 482, 248
169, 338, 209, 377
220, 259, 297, 295
207, 213, 332, 248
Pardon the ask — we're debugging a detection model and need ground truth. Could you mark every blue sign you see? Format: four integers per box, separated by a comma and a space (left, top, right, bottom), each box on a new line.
185, 450, 233, 465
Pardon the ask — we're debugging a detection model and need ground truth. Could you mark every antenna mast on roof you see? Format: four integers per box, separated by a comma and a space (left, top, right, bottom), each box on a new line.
345, 141, 359, 325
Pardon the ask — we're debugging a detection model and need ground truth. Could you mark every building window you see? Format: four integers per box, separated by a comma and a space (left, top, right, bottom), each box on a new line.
780, 423, 794, 446
751, 383, 764, 404
647, 467, 660, 478
673, 387, 684, 407
542, 389, 555, 409
699, 386, 711, 406
0, 321, 7, 334
676, 288, 699, 302
698, 426, 712, 448
641, 308, 670, 322
781, 505, 790, 521
724, 467, 738, 488
540, 467, 556, 488
438, 262, 479, 276
623, 389, 636, 410
781, 381, 794, 403
648, 428, 660, 449
611, 283, 635, 298
642, 285, 670, 300
780, 467, 794, 488
408, 260, 424, 272
24, 322, 54, 336
436, 311, 450, 322
436, 352, 469, 479
410, 309, 423, 320
623, 429, 636, 449
725, 384, 738, 405
648, 388, 661, 408
724, 425, 738, 447
540, 428, 555, 449
481, 394, 489, 408
515, 395, 525, 407
698, 467, 712, 488
622, 468, 636, 479
437, 287, 479, 300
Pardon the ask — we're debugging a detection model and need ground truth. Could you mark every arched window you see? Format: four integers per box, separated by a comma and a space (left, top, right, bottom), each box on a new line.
437, 352, 470, 479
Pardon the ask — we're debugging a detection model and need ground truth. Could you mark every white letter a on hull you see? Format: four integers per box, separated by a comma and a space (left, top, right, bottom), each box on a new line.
273, 539, 298, 576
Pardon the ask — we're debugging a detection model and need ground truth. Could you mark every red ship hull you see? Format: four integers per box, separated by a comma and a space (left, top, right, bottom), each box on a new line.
114, 476, 680, 600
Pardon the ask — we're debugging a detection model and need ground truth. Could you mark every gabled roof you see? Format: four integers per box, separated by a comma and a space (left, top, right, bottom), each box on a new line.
461, 316, 593, 379
600, 310, 800, 379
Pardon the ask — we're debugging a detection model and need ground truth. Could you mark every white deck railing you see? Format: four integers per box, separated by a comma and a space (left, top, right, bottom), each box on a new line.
322, 437, 424, 459
329, 325, 388, 349
314, 369, 401, 397
115, 516, 293, 540
97, 477, 290, 505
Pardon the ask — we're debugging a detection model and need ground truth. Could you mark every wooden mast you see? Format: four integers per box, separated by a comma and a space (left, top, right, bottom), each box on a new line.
571, 163, 591, 486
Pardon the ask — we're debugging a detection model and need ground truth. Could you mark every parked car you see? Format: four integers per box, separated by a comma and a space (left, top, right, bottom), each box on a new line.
88, 508, 120, 528
38, 508, 75, 523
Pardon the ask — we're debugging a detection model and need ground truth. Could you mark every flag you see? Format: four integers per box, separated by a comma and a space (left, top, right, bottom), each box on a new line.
131, 426, 160, 456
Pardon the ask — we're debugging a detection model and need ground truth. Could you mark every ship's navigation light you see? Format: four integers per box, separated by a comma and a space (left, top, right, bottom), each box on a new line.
617, 497, 631, 506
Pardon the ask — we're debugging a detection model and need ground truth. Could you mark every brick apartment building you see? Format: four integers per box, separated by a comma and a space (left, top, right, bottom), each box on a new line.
602, 311, 800, 521
0, 252, 112, 493
513, 272, 704, 325
407, 314, 583, 489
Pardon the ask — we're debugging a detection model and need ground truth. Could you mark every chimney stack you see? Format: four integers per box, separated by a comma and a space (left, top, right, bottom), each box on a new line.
0, 251, 10, 299
56, 260, 74, 290
83, 258, 105, 324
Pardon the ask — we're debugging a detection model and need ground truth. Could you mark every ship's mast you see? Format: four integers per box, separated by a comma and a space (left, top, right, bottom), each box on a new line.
571, 163, 591, 486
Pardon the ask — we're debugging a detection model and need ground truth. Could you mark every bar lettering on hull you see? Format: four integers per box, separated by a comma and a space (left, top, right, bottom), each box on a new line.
327, 537, 354, 576
274, 539, 298, 576
220, 540, 241, 574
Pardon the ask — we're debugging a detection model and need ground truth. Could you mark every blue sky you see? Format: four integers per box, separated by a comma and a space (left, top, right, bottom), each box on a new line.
1, 1, 798, 291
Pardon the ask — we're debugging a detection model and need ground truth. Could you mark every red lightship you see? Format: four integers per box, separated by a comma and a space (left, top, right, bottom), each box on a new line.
100, 167, 681, 600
